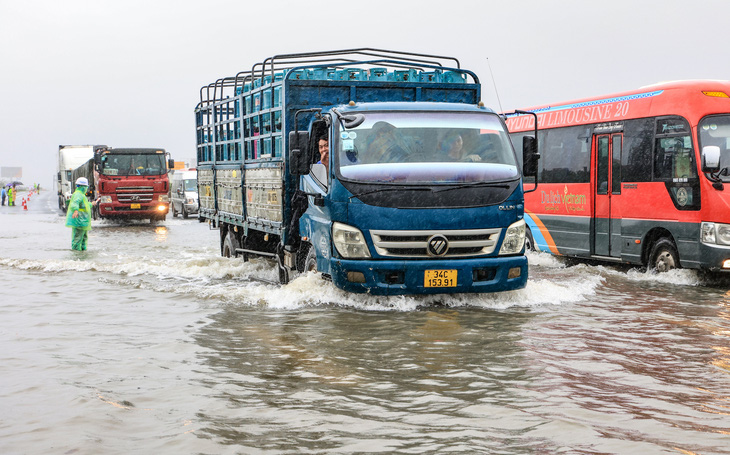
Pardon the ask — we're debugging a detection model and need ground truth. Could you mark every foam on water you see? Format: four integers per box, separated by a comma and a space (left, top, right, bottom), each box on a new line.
2, 245, 711, 311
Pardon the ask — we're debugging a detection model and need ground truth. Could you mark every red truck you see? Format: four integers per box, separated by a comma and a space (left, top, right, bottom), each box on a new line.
73, 147, 174, 222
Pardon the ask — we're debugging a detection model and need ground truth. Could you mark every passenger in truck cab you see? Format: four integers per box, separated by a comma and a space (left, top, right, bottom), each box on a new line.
365, 121, 412, 163
128, 158, 142, 175
317, 136, 329, 171
439, 131, 482, 162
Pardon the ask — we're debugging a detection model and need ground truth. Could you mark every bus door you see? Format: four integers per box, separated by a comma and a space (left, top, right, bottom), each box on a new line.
593, 133, 622, 257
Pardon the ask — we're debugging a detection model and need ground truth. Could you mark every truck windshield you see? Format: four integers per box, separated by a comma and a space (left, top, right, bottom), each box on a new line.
699, 115, 730, 182
184, 179, 197, 192
336, 112, 519, 184
100, 154, 166, 176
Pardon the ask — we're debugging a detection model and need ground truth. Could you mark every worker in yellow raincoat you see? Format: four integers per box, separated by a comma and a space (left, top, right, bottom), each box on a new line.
65, 177, 93, 251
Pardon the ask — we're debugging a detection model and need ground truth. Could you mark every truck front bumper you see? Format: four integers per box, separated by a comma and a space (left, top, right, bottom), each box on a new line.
329, 256, 528, 295
99, 202, 169, 218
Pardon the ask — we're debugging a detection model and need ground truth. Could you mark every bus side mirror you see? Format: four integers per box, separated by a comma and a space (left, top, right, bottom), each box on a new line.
522, 136, 539, 177
702, 145, 721, 173
289, 131, 310, 175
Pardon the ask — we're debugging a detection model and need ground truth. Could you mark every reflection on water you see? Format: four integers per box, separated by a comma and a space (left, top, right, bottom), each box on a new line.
154, 226, 168, 242
192, 308, 542, 452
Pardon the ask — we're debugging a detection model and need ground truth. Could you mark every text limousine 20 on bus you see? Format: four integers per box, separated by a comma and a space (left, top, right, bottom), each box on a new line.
506, 80, 730, 273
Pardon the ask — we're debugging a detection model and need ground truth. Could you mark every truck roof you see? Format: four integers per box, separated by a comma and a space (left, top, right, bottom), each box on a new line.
101, 148, 166, 154
339, 101, 493, 114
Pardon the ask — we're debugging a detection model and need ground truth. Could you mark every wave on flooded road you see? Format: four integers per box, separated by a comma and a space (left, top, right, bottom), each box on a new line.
0, 249, 605, 312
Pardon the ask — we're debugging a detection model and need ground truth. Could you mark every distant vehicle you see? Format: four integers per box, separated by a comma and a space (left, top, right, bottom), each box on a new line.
72, 147, 174, 222
506, 80, 730, 273
195, 49, 538, 294
170, 169, 198, 218
56, 145, 105, 211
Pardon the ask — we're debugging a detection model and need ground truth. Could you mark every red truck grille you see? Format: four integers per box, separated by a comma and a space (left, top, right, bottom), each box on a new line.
116, 186, 154, 203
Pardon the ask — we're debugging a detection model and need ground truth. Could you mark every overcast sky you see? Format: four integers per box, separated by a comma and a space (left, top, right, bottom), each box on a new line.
1, 0, 729, 186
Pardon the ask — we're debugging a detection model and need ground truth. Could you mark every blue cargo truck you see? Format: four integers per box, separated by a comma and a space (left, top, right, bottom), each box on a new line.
195, 49, 538, 295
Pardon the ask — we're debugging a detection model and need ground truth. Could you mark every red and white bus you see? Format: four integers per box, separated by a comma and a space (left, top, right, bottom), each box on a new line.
507, 80, 730, 272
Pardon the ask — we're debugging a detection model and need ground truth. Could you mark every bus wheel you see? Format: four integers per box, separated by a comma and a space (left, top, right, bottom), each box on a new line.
172, 204, 178, 218
648, 238, 679, 273
222, 232, 239, 258
525, 228, 535, 252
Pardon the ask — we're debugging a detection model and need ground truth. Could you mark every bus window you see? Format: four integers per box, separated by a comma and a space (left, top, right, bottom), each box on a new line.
621, 118, 654, 182
654, 136, 696, 180
597, 136, 609, 194
539, 126, 591, 183
699, 115, 730, 182
612, 135, 622, 194
654, 117, 696, 181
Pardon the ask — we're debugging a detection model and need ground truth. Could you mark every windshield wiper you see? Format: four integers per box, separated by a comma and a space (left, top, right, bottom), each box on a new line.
433, 181, 513, 193
349, 186, 434, 199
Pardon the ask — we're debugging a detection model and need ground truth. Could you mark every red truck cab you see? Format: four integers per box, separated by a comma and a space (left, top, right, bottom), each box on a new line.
94, 148, 173, 222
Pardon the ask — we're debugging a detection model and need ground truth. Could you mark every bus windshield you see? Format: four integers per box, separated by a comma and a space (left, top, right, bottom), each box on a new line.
699, 115, 730, 182
336, 112, 519, 184
100, 153, 166, 176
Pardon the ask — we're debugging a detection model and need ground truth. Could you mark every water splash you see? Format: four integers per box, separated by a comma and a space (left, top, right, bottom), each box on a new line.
0, 251, 604, 312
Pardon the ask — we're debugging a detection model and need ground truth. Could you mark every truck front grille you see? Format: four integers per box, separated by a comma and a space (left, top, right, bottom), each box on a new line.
370, 228, 501, 258
117, 186, 154, 203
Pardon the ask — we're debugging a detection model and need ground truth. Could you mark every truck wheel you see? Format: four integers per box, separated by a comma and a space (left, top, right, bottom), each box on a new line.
297, 243, 317, 273
222, 232, 239, 258
525, 228, 535, 252
648, 238, 679, 273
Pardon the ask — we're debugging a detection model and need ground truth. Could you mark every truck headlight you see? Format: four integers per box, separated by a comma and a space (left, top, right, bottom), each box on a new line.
100, 196, 112, 204
158, 194, 169, 202
499, 219, 526, 255
701, 222, 730, 246
333, 222, 371, 258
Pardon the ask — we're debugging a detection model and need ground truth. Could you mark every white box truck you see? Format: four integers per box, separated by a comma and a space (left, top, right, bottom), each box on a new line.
56, 145, 104, 211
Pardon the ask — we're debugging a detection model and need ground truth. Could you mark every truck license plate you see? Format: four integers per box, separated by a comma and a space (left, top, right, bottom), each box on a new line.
131, 203, 141, 209
424, 270, 457, 288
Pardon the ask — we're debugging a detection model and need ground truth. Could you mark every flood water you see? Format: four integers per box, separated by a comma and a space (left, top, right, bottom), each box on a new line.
1, 190, 729, 454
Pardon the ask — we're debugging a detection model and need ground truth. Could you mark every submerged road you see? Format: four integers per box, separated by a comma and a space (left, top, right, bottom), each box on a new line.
1, 190, 729, 454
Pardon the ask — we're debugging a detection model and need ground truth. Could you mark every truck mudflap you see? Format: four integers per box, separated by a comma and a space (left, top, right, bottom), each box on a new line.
329, 256, 528, 295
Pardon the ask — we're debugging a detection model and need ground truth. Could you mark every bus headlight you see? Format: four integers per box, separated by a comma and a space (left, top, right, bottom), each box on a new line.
333, 222, 371, 258
701, 222, 730, 246
100, 196, 112, 204
499, 219, 526, 255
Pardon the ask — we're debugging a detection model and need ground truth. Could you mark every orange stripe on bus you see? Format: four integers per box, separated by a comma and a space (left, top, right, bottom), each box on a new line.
526, 210, 561, 255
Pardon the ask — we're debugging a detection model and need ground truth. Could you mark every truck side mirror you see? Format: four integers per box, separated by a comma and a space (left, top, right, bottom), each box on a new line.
702, 145, 721, 173
522, 136, 539, 177
168, 158, 175, 170
289, 131, 310, 175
